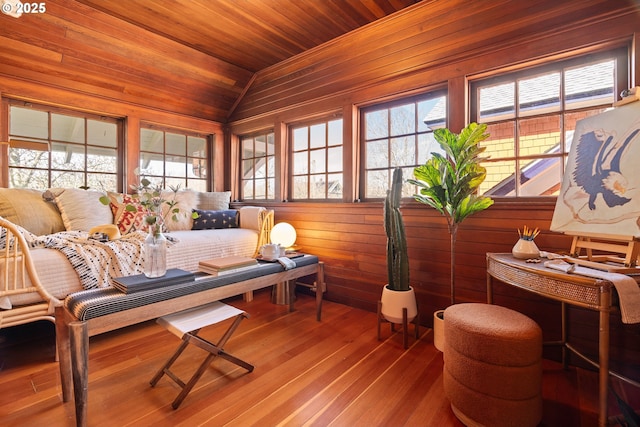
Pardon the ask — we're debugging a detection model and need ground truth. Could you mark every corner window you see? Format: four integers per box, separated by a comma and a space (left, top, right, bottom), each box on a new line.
240, 131, 275, 200
7, 101, 121, 190
139, 126, 209, 191
471, 48, 628, 197
361, 91, 447, 199
290, 118, 343, 200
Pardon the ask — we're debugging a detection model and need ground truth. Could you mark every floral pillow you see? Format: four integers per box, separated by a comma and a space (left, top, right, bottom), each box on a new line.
108, 192, 146, 234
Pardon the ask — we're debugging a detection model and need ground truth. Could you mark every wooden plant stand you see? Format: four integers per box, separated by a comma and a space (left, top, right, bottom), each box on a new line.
376, 301, 420, 349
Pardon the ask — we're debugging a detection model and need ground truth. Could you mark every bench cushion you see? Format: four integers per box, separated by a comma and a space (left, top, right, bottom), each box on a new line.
65, 255, 318, 320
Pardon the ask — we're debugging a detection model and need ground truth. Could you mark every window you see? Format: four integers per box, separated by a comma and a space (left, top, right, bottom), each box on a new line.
139, 126, 209, 191
290, 118, 343, 200
8, 102, 121, 190
361, 91, 447, 198
241, 131, 275, 200
471, 48, 628, 197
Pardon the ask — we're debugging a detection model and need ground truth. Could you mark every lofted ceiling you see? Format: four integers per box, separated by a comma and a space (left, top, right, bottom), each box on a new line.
4, 0, 634, 124
0, 0, 420, 123
75, 0, 419, 74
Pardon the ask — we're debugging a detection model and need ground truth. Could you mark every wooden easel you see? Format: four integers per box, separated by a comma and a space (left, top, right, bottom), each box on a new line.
556, 89, 640, 274
566, 232, 640, 273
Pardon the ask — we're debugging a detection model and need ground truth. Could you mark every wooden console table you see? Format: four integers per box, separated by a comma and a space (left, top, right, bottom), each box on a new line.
55, 257, 324, 427
486, 253, 613, 427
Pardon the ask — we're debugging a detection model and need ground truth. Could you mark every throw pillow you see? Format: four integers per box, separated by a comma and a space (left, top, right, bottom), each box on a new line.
198, 191, 231, 210
0, 188, 65, 235
44, 188, 113, 232
108, 192, 147, 234
192, 209, 239, 230
162, 189, 199, 231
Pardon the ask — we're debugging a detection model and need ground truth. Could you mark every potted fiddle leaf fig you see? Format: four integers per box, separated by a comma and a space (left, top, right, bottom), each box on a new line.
380, 167, 417, 325
408, 122, 493, 351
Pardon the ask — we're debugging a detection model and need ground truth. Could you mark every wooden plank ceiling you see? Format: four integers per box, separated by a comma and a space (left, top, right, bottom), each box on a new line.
66, 0, 418, 121
0, 0, 416, 123
76, 0, 419, 73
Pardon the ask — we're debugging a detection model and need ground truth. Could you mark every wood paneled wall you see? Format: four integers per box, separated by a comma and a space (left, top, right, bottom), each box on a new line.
0, 1, 228, 190
246, 199, 640, 376
229, 0, 640, 376
229, 0, 640, 123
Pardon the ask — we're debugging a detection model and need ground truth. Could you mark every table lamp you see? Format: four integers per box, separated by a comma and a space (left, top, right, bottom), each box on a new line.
270, 222, 297, 250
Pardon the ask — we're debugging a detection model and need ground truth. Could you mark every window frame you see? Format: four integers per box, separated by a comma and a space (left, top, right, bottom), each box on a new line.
469, 46, 629, 199
139, 123, 211, 192
288, 115, 344, 202
359, 89, 448, 200
239, 130, 276, 201
6, 99, 123, 191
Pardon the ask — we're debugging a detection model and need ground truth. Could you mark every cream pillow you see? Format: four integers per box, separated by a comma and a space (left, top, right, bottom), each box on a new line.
162, 189, 198, 231
0, 188, 65, 235
198, 191, 231, 211
44, 188, 113, 231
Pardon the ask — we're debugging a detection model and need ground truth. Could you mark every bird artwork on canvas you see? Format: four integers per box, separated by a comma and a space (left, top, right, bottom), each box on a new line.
551, 102, 640, 237
572, 128, 639, 210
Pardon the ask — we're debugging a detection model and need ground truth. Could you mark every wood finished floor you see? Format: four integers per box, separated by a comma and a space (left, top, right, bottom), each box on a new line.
0, 289, 637, 427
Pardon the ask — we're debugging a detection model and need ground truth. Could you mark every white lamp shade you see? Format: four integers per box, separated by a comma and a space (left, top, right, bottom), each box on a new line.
271, 222, 296, 247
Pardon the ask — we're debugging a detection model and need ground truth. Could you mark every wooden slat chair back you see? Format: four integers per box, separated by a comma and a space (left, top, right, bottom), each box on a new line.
0, 217, 61, 330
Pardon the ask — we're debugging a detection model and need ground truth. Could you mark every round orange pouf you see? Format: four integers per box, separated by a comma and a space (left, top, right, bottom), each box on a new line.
443, 303, 543, 427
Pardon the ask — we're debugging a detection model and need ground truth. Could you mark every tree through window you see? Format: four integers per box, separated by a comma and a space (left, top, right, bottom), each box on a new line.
361, 91, 447, 199
8, 101, 121, 191
290, 118, 343, 200
240, 131, 275, 200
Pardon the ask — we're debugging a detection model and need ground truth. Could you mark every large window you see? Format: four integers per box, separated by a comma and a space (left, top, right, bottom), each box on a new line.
290, 118, 343, 200
241, 131, 275, 200
361, 91, 447, 198
471, 48, 628, 197
139, 126, 209, 191
8, 102, 121, 190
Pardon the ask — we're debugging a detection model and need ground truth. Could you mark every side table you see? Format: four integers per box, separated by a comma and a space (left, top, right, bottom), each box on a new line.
486, 253, 612, 427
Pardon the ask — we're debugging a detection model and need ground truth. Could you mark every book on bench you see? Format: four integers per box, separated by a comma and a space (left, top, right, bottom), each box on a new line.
112, 268, 196, 293
198, 256, 258, 276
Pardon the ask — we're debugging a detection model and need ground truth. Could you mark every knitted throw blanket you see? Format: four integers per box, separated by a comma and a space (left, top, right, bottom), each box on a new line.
34, 231, 175, 290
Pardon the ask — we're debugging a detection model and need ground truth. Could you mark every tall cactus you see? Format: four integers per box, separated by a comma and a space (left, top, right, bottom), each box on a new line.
384, 167, 410, 291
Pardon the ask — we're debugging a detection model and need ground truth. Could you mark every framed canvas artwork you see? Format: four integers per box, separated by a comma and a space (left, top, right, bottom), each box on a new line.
551, 101, 640, 237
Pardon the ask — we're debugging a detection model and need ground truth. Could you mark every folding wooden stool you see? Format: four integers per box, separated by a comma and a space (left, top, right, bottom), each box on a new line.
150, 301, 254, 409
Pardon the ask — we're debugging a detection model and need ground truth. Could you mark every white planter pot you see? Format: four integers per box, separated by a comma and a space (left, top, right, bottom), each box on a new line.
380, 285, 417, 324
433, 309, 445, 352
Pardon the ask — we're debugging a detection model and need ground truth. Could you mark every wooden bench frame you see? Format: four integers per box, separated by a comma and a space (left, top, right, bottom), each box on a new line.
55, 261, 324, 427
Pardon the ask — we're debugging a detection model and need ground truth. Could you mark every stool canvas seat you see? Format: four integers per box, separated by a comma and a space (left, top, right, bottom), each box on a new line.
150, 301, 254, 409
158, 302, 245, 338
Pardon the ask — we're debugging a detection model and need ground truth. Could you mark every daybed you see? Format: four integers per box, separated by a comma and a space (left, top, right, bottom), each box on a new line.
0, 187, 272, 332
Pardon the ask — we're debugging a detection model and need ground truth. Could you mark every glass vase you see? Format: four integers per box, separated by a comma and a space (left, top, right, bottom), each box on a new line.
144, 229, 167, 278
